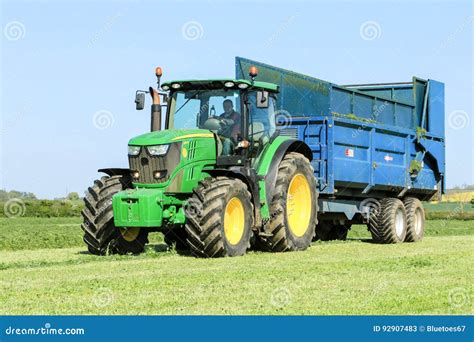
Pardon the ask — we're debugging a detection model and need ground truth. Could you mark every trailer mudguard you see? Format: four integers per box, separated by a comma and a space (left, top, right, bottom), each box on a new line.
256, 136, 313, 219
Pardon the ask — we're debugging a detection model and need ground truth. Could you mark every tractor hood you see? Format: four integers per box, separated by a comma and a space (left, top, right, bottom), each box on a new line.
128, 129, 215, 146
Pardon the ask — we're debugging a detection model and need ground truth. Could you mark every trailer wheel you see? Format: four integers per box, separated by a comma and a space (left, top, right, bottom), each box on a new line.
184, 177, 253, 258
403, 197, 425, 242
368, 198, 407, 243
259, 152, 318, 252
81, 175, 149, 255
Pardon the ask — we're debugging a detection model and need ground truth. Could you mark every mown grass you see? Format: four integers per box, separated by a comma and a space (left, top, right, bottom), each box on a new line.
0, 217, 471, 251
0, 218, 472, 315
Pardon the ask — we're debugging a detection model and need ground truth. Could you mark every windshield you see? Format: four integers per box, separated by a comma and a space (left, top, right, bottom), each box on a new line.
168, 89, 242, 137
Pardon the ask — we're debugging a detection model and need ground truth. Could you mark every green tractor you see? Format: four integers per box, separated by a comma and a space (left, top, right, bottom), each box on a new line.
81, 66, 318, 257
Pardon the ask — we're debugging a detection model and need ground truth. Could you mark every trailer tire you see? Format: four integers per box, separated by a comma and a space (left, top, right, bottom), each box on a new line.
368, 198, 407, 243
259, 152, 318, 252
184, 177, 253, 258
403, 197, 425, 242
81, 175, 149, 255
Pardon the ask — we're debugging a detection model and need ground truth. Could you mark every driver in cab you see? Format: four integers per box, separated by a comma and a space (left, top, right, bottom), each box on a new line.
218, 99, 241, 155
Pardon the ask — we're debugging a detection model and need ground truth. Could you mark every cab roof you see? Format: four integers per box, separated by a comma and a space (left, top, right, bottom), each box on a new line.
161, 79, 279, 92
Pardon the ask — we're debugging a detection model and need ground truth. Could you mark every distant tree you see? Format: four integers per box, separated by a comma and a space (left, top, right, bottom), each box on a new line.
8, 190, 22, 199
66, 192, 80, 201
0, 190, 37, 200
0, 190, 8, 201
21, 192, 37, 200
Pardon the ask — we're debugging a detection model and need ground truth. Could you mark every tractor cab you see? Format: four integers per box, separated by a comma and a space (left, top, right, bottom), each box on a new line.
161, 78, 279, 164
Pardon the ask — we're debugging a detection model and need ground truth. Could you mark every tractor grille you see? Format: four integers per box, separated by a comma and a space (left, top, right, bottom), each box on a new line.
128, 142, 181, 184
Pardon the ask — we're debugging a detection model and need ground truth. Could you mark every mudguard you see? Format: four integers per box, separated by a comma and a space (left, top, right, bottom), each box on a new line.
256, 137, 313, 218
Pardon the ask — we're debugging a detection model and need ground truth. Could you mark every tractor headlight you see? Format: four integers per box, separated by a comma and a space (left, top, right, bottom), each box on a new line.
128, 146, 141, 156
147, 144, 170, 156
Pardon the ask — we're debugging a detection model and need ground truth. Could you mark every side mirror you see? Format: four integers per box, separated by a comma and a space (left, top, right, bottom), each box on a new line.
135, 92, 145, 110
256, 91, 269, 108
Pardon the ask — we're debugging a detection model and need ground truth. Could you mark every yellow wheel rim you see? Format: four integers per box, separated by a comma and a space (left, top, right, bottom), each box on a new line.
286, 173, 312, 237
224, 197, 245, 245
120, 227, 140, 242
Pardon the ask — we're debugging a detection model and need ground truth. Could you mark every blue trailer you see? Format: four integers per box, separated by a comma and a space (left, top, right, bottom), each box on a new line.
236, 57, 445, 242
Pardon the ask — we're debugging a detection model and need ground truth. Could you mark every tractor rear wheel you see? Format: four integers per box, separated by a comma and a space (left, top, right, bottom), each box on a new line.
184, 177, 253, 258
81, 175, 149, 255
368, 198, 407, 243
403, 197, 425, 242
259, 152, 318, 252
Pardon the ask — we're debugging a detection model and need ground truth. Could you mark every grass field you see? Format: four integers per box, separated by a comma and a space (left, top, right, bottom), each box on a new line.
0, 217, 472, 315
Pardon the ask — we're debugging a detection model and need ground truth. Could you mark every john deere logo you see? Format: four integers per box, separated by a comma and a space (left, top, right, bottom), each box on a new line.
182, 147, 188, 158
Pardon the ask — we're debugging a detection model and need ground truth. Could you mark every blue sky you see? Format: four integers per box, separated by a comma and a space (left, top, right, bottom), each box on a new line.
1, 0, 472, 198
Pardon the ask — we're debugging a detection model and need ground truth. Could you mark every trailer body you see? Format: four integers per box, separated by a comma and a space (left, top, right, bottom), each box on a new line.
236, 58, 445, 211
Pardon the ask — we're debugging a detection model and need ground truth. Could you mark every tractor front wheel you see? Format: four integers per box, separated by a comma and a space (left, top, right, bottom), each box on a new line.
259, 152, 318, 252
81, 175, 149, 255
184, 177, 253, 257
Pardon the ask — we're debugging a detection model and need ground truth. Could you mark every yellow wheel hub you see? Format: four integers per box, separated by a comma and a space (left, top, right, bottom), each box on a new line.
224, 197, 245, 245
286, 173, 312, 237
120, 227, 140, 242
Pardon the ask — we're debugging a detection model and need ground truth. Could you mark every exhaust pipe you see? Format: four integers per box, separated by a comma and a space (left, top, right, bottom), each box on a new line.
149, 87, 161, 132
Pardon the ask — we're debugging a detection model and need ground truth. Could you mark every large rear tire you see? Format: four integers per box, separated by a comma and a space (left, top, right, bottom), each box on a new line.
184, 177, 253, 258
403, 197, 425, 242
258, 152, 318, 252
81, 175, 149, 255
368, 198, 407, 244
